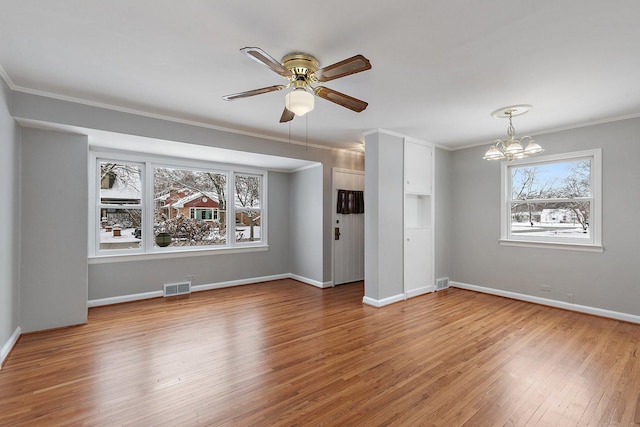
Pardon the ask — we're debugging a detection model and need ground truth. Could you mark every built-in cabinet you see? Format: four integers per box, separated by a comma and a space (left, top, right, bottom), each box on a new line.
363, 130, 435, 307
403, 138, 434, 298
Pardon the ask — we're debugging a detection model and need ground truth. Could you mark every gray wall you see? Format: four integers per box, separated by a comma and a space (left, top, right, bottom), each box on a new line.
0, 78, 21, 351
11, 91, 363, 307
451, 117, 640, 316
289, 165, 324, 283
20, 128, 88, 332
434, 147, 453, 281
364, 131, 405, 300
89, 171, 292, 299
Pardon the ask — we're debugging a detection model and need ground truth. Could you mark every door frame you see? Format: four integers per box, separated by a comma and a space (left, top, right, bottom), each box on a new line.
331, 167, 365, 286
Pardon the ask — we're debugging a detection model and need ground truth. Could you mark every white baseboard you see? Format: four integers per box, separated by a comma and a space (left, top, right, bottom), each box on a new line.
87, 273, 327, 307
363, 293, 405, 308
289, 274, 332, 288
406, 285, 436, 299
88, 291, 163, 307
1, 327, 21, 369
192, 273, 290, 292
451, 281, 640, 325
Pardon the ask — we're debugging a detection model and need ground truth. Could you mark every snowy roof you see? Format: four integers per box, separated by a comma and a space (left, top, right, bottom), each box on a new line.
154, 187, 191, 202
100, 179, 141, 201
170, 191, 219, 208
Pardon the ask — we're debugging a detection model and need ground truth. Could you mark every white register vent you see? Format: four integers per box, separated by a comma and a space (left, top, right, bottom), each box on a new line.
163, 281, 191, 297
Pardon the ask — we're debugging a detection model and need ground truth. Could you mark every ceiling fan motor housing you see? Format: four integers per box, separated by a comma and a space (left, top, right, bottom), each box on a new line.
282, 53, 319, 84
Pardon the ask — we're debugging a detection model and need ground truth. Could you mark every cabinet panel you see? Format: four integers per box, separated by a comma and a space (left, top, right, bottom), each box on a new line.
404, 228, 432, 292
404, 141, 432, 195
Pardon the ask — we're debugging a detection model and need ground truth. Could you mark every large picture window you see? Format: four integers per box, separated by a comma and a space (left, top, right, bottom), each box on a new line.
501, 149, 602, 251
153, 166, 227, 248
91, 153, 267, 257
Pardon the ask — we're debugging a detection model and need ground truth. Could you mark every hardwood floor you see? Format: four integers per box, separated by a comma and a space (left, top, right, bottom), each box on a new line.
1, 279, 639, 426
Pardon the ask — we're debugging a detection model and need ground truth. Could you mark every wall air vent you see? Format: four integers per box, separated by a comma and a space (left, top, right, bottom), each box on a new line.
436, 277, 449, 291
163, 281, 191, 297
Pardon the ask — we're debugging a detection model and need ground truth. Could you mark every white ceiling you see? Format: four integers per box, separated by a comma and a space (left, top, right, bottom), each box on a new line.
2, 1, 640, 152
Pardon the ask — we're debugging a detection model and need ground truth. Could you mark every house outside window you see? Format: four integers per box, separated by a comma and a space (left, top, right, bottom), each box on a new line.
500, 149, 602, 251
91, 152, 267, 257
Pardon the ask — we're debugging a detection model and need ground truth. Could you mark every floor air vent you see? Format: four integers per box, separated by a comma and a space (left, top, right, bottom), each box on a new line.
436, 277, 449, 291
164, 281, 191, 297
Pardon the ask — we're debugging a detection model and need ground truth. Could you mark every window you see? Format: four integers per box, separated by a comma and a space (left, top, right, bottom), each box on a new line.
500, 149, 602, 251
153, 166, 227, 248
98, 161, 143, 251
91, 153, 267, 257
234, 174, 262, 243
190, 208, 218, 221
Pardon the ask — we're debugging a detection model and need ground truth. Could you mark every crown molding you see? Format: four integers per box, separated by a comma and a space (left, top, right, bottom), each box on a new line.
0, 64, 363, 156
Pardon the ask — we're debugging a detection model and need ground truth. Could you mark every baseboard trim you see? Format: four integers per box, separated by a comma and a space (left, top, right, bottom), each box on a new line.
289, 274, 332, 288
363, 293, 405, 308
451, 281, 640, 325
1, 327, 21, 369
88, 273, 326, 307
406, 285, 436, 299
88, 291, 163, 307
192, 274, 290, 292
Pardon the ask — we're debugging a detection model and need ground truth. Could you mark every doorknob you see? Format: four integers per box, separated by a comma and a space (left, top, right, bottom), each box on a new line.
334, 227, 341, 240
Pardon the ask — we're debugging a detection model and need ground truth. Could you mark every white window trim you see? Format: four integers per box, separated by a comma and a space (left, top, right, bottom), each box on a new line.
89, 150, 268, 260
499, 149, 603, 252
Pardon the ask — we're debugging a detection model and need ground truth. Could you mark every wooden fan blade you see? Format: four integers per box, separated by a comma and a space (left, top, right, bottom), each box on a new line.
279, 107, 295, 123
312, 54, 371, 82
240, 47, 293, 78
222, 85, 286, 101
313, 86, 368, 112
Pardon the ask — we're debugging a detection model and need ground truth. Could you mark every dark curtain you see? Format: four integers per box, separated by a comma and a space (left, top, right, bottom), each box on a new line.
337, 189, 364, 214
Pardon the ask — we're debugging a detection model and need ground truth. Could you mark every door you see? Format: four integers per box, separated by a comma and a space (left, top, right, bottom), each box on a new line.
333, 168, 365, 285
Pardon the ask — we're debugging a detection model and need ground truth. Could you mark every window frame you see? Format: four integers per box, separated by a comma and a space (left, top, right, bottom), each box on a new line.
89, 150, 268, 261
233, 172, 264, 245
500, 149, 603, 252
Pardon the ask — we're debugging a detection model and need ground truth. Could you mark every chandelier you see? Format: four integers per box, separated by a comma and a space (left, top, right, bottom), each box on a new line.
483, 104, 544, 161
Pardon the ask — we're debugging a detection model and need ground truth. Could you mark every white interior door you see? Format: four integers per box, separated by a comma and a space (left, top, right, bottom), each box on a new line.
333, 169, 365, 286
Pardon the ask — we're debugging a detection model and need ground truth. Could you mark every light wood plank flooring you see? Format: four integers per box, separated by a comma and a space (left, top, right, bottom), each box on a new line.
1, 279, 639, 426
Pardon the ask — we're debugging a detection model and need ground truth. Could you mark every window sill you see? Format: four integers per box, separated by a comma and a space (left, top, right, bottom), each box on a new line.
499, 239, 603, 253
89, 244, 269, 264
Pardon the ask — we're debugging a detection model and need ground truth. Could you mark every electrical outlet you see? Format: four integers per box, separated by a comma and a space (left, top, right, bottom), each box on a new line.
566, 293, 574, 303
187, 275, 195, 280
540, 284, 552, 292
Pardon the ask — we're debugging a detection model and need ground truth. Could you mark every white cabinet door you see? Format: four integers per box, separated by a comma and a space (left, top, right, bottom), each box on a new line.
404, 141, 432, 195
404, 227, 432, 293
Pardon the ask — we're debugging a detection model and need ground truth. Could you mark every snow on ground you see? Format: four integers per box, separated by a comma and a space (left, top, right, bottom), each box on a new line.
511, 222, 589, 238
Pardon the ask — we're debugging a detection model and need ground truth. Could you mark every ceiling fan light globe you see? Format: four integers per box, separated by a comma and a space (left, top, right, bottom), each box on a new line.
286, 89, 315, 116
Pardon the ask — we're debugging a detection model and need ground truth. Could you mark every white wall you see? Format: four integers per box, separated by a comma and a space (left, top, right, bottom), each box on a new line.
451, 118, 640, 317
0, 78, 21, 362
289, 165, 324, 284
20, 128, 88, 332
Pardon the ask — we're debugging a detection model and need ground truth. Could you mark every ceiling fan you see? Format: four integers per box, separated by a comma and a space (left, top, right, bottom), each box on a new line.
222, 47, 372, 123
